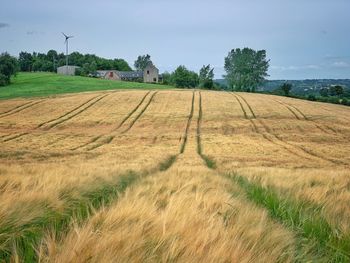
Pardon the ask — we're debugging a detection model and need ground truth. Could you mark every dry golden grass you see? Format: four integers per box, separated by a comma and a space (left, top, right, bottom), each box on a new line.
0, 89, 349, 262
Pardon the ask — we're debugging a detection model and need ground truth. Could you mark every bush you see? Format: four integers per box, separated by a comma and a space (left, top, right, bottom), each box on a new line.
0, 73, 8, 86
341, 98, 348, 106
172, 65, 199, 88
307, 94, 316, 101
0, 53, 18, 86
75, 68, 83, 76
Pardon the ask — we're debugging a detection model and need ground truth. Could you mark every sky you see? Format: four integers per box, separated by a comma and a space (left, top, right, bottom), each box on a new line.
0, 0, 350, 80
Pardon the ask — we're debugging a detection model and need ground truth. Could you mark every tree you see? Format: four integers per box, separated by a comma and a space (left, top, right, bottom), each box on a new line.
329, 85, 344, 96
319, 87, 328, 97
134, 54, 152, 71
161, 72, 172, 85
0, 52, 18, 86
199, 64, 214, 89
18, 52, 33, 72
224, 48, 269, 92
281, 83, 292, 96
172, 65, 199, 88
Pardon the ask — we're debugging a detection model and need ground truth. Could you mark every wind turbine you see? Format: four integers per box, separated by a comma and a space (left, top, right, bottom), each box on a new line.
62, 32, 73, 67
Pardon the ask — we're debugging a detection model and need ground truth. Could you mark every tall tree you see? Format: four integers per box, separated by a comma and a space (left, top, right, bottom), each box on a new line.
134, 54, 152, 71
172, 65, 199, 88
224, 48, 269, 92
329, 85, 344, 96
0, 53, 18, 86
281, 83, 292, 96
18, 52, 33, 72
199, 64, 214, 89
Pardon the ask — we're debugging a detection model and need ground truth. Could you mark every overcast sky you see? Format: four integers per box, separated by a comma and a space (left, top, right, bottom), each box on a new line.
1, 0, 350, 79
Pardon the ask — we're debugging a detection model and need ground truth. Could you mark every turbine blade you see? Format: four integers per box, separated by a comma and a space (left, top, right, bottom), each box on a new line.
62, 32, 68, 38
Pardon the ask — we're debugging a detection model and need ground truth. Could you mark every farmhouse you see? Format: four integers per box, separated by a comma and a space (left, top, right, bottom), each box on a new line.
97, 63, 160, 83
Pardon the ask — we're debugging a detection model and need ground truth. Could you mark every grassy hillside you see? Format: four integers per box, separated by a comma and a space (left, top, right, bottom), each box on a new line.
0, 72, 173, 99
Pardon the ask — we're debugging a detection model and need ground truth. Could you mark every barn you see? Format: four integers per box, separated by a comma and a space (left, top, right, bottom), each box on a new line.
97, 64, 160, 83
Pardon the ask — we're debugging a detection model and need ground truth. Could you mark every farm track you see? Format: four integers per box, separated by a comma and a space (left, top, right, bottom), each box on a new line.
1, 132, 29, 143
122, 91, 158, 133
71, 92, 151, 151
274, 99, 337, 135
38, 94, 109, 130
114, 91, 151, 130
180, 91, 195, 153
0, 101, 35, 115
233, 93, 342, 165
0, 100, 43, 118
77, 91, 158, 151
0, 94, 109, 144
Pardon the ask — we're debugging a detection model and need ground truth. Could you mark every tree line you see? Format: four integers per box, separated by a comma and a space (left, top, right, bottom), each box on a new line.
1, 47, 271, 90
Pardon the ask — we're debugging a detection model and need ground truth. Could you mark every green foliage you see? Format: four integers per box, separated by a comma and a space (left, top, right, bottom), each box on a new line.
158, 155, 177, 171
16, 50, 131, 73
281, 83, 292, 96
134, 54, 152, 71
0, 73, 173, 99
0, 52, 18, 86
161, 71, 172, 85
227, 174, 350, 262
224, 48, 269, 92
18, 52, 33, 71
307, 94, 316, 101
329, 85, 344, 96
319, 87, 329, 97
172, 65, 199, 88
199, 64, 215, 89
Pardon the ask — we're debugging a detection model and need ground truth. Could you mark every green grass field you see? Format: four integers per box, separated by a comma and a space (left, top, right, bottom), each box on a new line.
0, 72, 173, 99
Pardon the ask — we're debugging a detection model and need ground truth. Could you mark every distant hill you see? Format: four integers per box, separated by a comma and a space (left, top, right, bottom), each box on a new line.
215, 79, 350, 95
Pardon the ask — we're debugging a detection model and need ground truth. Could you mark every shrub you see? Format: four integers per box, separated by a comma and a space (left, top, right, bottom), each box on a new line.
0, 53, 18, 86
307, 94, 316, 101
0, 73, 8, 86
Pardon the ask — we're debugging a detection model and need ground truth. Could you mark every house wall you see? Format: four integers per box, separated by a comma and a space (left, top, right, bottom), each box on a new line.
103, 71, 121, 81
57, 66, 79, 76
143, 65, 159, 83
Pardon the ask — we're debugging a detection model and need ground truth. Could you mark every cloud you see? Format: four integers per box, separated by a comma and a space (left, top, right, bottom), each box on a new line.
331, 61, 350, 68
26, 30, 45, 35
0, 22, 9, 29
271, 65, 320, 71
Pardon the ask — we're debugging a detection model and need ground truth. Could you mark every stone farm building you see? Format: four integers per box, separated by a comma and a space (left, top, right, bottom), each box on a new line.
57, 65, 80, 76
97, 64, 160, 83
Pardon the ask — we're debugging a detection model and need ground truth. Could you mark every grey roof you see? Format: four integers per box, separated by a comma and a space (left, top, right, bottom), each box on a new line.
117, 71, 143, 78
96, 70, 143, 79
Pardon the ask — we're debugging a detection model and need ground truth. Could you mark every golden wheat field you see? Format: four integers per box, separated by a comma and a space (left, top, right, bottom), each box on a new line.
0, 89, 349, 262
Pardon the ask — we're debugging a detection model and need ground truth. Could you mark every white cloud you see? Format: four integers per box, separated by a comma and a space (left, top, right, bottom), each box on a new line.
331, 61, 349, 68
271, 64, 320, 71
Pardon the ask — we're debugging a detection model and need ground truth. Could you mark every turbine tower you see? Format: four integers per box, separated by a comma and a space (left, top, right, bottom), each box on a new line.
62, 32, 73, 67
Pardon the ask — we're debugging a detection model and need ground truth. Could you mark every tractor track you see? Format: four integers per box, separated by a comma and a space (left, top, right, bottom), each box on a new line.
274, 99, 336, 135
72, 91, 152, 151
0, 100, 43, 118
75, 91, 158, 151
180, 91, 195, 153
38, 94, 108, 130
1, 94, 108, 144
1, 132, 29, 142
122, 91, 158, 133
0, 101, 34, 115
233, 93, 342, 165
114, 91, 151, 130
274, 100, 301, 120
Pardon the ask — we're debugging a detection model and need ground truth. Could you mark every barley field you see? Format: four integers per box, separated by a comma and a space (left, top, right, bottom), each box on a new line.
0, 89, 349, 262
